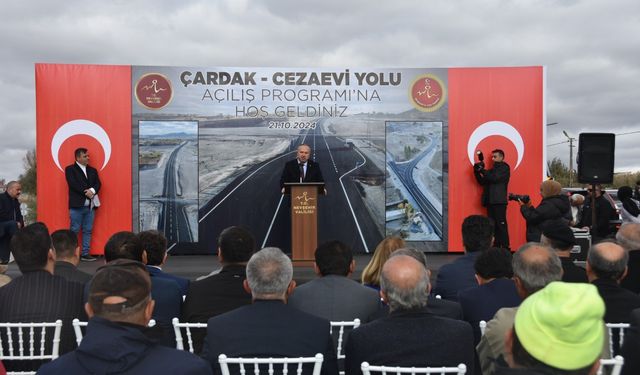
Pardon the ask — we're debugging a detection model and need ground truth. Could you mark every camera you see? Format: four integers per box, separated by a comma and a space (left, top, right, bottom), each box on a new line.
508, 193, 530, 204
476, 150, 484, 162
474, 150, 485, 171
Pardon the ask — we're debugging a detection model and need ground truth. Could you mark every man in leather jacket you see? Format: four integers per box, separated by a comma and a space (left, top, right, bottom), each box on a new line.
474, 149, 510, 249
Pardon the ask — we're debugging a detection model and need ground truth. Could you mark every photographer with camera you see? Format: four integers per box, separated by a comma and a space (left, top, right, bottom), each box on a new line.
473, 149, 510, 249
517, 179, 572, 242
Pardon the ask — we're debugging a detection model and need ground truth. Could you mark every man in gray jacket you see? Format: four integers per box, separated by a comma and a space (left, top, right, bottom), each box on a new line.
289, 240, 380, 322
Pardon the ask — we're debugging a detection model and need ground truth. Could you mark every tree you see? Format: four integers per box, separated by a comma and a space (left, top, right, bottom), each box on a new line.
18, 149, 37, 223
546, 157, 571, 187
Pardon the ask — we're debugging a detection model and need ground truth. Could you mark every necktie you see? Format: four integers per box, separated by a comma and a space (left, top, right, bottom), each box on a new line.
299, 163, 305, 182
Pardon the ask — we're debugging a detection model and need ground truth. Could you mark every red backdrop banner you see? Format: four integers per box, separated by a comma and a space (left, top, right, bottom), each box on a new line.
448, 67, 545, 251
36, 64, 132, 255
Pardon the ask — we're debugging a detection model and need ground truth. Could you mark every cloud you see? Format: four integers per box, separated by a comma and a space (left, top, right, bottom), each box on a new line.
1, 0, 639, 180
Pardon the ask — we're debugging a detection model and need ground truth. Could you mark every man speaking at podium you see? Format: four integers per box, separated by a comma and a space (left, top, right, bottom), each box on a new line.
280, 144, 325, 193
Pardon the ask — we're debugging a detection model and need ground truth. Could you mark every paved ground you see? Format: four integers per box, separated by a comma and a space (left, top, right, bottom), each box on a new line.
2, 253, 463, 285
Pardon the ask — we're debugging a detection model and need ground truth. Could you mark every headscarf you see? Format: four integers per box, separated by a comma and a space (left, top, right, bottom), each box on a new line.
540, 180, 562, 198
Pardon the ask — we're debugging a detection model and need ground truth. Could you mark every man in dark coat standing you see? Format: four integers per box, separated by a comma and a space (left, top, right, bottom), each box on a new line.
0, 181, 23, 264
473, 149, 510, 249
280, 144, 325, 191
65, 148, 101, 261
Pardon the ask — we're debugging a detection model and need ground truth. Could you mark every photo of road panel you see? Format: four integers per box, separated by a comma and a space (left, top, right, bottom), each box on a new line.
385, 121, 443, 241
139, 121, 199, 245
197, 117, 385, 254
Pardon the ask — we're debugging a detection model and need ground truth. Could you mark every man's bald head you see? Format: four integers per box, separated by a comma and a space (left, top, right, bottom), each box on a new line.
512, 243, 562, 297
380, 255, 430, 312
616, 223, 640, 251
587, 242, 628, 281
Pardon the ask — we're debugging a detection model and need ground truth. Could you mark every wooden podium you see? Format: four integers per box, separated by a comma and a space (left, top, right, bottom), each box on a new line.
284, 182, 324, 266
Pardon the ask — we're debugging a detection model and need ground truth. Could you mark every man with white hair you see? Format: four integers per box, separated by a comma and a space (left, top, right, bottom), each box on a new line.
617, 223, 640, 293
201, 247, 338, 375
345, 255, 475, 375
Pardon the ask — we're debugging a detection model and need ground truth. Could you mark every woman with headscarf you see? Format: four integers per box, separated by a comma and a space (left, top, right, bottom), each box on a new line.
518, 179, 573, 242
617, 186, 640, 223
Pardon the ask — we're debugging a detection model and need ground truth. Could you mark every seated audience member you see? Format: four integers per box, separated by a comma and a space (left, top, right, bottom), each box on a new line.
498, 282, 605, 375
539, 224, 588, 283
617, 223, 640, 293
0, 263, 10, 287
0, 181, 24, 264
139, 230, 189, 295
182, 226, 256, 353
618, 185, 640, 223
289, 240, 380, 322
201, 247, 338, 375
587, 241, 640, 323
37, 259, 211, 375
518, 180, 572, 242
477, 243, 562, 375
369, 248, 463, 321
360, 236, 404, 290
621, 307, 640, 375
433, 215, 493, 301
345, 255, 475, 375
0, 223, 85, 372
458, 247, 521, 344
569, 193, 585, 226
51, 229, 92, 285
104, 231, 182, 345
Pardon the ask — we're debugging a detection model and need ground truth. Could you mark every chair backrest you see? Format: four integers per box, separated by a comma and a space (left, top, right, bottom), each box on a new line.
218, 353, 324, 375
0, 320, 63, 374
329, 319, 361, 360
597, 355, 624, 375
72, 318, 156, 345
172, 317, 208, 352
361, 362, 467, 375
606, 323, 630, 356
479, 320, 487, 337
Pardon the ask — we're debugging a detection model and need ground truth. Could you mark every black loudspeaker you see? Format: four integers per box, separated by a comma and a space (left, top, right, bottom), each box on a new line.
577, 133, 615, 183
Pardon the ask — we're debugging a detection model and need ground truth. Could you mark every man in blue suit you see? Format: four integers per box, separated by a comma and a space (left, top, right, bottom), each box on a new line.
433, 215, 493, 301
139, 230, 189, 295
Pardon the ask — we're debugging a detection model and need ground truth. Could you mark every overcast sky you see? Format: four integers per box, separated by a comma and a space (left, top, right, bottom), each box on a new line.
1, 0, 639, 181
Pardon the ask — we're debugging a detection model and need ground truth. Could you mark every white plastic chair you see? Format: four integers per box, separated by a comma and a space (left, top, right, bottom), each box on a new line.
0, 320, 63, 375
606, 323, 630, 356
597, 355, 624, 375
330, 319, 361, 360
72, 318, 156, 345
172, 317, 208, 352
479, 320, 487, 337
361, 362, 467, 375
218, 353, 324, 375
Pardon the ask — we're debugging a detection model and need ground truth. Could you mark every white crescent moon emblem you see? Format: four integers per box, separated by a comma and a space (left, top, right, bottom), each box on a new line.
50, 119, 112, 172
467, 121, 525, 169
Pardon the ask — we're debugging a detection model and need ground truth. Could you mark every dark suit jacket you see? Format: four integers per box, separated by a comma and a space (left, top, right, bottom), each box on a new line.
621, 249, 640, 293
368, 295, 463, 321
458, 278, 521, 344
181, 265, 252, 354
559, 257, 588, 283
288, 275, 381, 322
147, 265, 189, 296
202, 300, 338, 375
280, 159, 324, 188
0, 191, 23, 225
345, 308, 475, 375
432, 251, 481, 301
621, 308, 640, 375
54, 261, 92, 285
0, 270, 86, 371
592, 278, 640, 323
65, 162, 101, 208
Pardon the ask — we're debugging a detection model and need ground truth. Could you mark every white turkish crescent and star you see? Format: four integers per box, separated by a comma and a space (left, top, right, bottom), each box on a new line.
51, 119, 112, 172
467, 121, 525, 169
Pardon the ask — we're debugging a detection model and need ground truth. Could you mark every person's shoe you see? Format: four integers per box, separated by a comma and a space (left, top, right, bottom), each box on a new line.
81, 254, 97, 262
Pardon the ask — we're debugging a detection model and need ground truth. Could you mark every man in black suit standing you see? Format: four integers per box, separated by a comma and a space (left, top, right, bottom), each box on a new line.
473, 149, 510, 249
345, 254, 475, 375
201, 247, 338, 375
280, 144, 325, 192
65, 147, 101, 261
0, 181, 24, 264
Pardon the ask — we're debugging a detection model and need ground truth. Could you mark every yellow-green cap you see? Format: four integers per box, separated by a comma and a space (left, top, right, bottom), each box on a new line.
514, 281, 605, 370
